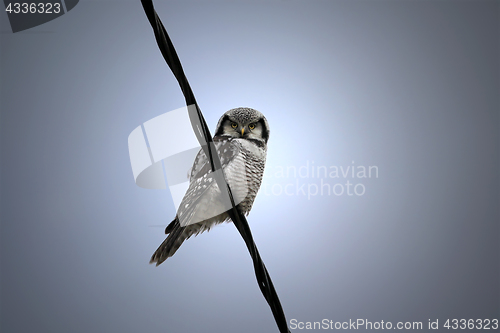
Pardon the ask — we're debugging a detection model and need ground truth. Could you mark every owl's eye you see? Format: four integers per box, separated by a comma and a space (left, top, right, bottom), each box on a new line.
231, 122, 238, 129
248, 123, 256, 130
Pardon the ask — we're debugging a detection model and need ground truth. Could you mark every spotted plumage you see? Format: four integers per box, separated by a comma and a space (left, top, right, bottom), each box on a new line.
150, 107, 269, 266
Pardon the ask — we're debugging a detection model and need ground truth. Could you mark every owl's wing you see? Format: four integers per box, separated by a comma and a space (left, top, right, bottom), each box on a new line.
188, 136, 236, 181
175, 136, 240, 227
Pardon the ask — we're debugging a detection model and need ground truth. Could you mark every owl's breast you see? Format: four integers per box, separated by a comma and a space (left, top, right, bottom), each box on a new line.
224, 139, 267, 214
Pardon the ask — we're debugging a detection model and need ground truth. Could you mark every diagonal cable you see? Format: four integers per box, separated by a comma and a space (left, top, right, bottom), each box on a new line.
140, 1, 290, 332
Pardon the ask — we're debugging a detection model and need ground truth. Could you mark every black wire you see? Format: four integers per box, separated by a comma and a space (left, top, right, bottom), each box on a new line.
140, 1, 291, 332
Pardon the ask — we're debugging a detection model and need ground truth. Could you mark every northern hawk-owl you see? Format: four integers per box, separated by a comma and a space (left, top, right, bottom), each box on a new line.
150, 107, 269, 266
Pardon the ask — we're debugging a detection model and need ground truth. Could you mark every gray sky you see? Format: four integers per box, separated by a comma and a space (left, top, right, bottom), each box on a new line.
1, 1, 498, 332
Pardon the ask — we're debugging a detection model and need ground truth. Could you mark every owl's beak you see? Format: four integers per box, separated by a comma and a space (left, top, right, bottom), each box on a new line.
241, 128, 245, 136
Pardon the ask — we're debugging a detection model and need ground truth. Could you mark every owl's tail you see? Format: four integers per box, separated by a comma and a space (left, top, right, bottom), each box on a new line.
149, 217, 201, 266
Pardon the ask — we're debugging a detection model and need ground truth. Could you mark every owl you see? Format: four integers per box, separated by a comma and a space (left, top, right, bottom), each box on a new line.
150, 107, 270, 266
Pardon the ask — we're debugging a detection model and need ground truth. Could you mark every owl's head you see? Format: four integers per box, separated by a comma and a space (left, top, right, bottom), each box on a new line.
215, 107, 270, 144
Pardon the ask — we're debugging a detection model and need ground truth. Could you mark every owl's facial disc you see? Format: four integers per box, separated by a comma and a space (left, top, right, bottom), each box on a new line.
214, 108, 269, 144
228, 119, 261, 139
